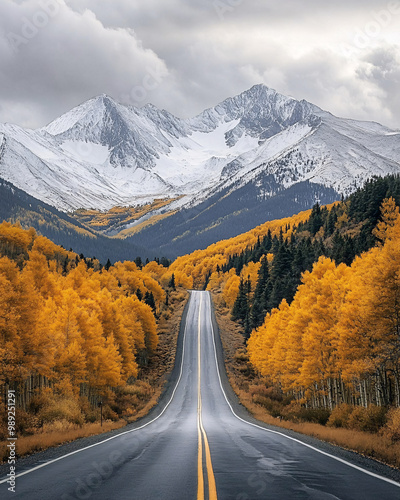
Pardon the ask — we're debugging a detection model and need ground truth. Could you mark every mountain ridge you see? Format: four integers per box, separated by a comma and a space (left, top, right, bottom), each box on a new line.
1, 84, 398, 213
1, 84, 400, 256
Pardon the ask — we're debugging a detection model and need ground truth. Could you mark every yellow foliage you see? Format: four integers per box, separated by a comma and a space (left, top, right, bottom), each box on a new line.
372, 197, 400, 244
248, 204, 400, 405
222, 271, 241, 309
0, 223, 163, 391
169, 209, 313, 288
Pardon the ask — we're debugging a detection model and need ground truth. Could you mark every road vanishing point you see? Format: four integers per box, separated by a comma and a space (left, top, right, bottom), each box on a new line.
1, 291, 400, 499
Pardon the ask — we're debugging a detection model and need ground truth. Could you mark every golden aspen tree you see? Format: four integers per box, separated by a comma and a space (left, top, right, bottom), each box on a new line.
248, 301, 291, 386
57, 340, 87, 389
222, 272, 241, 309
373, 197, 400, 244
0, 264, 20, 382
24, 250, 56, 299
133, 299, 158, 355
115, 295, 146, 355
96, 290, 138, 380
297, 258, 350, 406
95, 334, 123, 388
240, 262, 261, 295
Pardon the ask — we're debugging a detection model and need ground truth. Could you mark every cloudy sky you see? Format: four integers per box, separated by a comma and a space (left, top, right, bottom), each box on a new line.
0, 0, 399, 129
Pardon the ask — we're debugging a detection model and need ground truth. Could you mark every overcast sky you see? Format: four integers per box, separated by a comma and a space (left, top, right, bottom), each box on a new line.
0, 0, 399, 129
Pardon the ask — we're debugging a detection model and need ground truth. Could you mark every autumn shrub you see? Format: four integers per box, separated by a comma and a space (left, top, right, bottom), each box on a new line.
109, 382, 152, 418
281, 401, 331, 425
249, 383, 289, 417
15, 410, 38, 436
38, 396, 84, 426
300, 408, 331, 425
101, 404, 119, 421
122, 381, 152, 400
0, 405, 37, 438
380, 407, 400, 442
280, 401, 302, 421
347, 405, 387, 433
327, 403, 354, 428
78, 397, 99, 423
28, 388, 54, 415
173, 291, 187, 303
252, 395, 283, 418
234, 349, 249, 363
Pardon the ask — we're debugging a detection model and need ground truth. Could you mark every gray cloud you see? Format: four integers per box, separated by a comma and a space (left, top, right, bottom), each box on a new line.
0, 0, 399, 128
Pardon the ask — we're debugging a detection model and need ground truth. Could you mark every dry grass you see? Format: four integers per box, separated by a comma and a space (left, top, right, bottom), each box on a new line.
150, 289, 189, 376
212, 293, 400, 470
0, 420, 125, 463
72, 198, 181, 232
123, 289, 189, 424
116, 211, 177, 238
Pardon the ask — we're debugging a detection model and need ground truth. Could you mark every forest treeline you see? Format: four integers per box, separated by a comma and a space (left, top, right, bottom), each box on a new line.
0, 222, 193, 432
248, 195, 400, 410
3, 174, 400, 444
170, 175, 400, 416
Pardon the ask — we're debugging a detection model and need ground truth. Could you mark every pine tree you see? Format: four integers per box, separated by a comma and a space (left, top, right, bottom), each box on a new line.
168, 273, 176, 290
251, 258, 270, 329
144, 291, 156, 313
232, 278, 248, 322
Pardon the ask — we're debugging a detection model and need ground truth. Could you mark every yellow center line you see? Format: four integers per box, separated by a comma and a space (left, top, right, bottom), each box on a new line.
197, 422, 204, 499
197, 294, 218, 500
199, 411, 218, 499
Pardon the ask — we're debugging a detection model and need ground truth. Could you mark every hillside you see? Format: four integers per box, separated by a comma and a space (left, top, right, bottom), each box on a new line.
1, 84, 400, 257
0, 221, 191, 460
0, 178, 148, 263
163, 174, 400, 467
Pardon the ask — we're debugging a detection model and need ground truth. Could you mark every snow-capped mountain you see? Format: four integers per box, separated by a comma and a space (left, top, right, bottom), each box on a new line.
0, 84, 399, 217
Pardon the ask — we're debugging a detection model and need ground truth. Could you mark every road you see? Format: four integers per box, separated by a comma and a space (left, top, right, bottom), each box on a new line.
1, 290, 400, 499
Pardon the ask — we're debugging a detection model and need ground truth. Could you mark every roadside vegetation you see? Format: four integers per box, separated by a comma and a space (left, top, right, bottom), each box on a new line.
0, 223, 190, 461
214, 299, 400, 469
3, 174, 400, 468
172, 174, 400, 468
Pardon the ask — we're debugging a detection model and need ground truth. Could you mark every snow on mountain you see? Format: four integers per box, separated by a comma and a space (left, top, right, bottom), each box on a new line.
0, 84, 399, 213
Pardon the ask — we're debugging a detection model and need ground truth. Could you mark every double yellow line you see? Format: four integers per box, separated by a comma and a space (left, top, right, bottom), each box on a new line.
197, 295, 218, 500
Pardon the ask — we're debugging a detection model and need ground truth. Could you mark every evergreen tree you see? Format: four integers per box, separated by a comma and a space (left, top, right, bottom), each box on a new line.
309, 202, 323, 236
160, 257, 171, 267
168, 273, 176, 290
251, 258, 270, 329
232, 278, 249, 323
144, 291, 156, 313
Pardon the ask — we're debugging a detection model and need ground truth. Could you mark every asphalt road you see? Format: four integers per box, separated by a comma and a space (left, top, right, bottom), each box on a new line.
1, 290, 400, 499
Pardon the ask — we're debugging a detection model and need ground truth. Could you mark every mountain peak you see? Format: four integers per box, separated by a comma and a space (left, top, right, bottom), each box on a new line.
94, 93, 119, 108
188, 83, 319, 143
42, 93, 125, 137
7, 82, 396, 215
